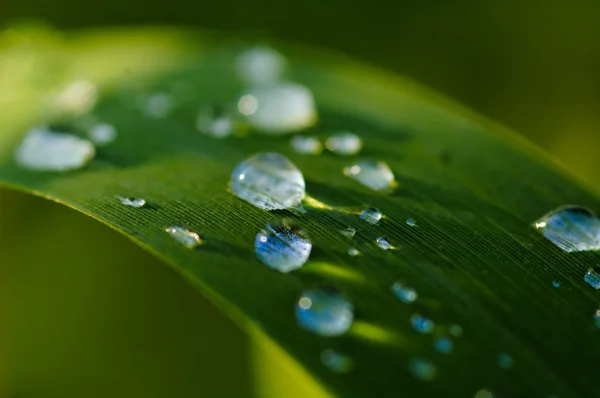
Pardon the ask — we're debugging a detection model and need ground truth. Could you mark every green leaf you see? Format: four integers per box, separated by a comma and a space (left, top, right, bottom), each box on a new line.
1, 26, 599, 397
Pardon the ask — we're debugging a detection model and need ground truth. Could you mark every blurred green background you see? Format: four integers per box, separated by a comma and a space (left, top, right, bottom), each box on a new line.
2, 0, 600, 396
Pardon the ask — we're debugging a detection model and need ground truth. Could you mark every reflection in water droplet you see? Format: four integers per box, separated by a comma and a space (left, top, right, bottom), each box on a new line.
344, 160, 395, 191
375, 237, 392, 250
552, 280, 561, 288
391, 282, 417, 303
474, 390, 494, 398
196, 105, 234, 138
235, 46, 286, 86
290, 135, 323, 155
117, 196, 146, 208
143, 93, 173, 119
88, 123, 117, 145
237, 83, 317, 133
533, 206, 600, 252
406, 218, 416, 227
448, 324, 463, 337
326, 133, 363, 155
341, 227, 356, 239
408, 358, 436, 381
165, 226, 203, 249
321, 349, 353, 373
434, 336, 453, 354
15, 127, 95, 171
359, 208, 382, 225
584, 267, 600, 289
348, 247, 360, 257
411, 314, 435, 334
53, 80, 97, 114
255, 221, 312, 273
497, 353, 514, 369
230, 152, 305, 210
296, 289, 354, 336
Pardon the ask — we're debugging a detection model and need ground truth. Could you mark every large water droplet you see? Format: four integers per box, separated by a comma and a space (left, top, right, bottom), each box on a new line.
290, 135, 323, 155
359, 207, 382, 225
235, 46, 286, 86
237, 83, 317, 133
320, 349, 353, 373
165, 226, 203, 249
411, 314, 435, 334
391, 282, 417, 303
344, 160, 395, 191
408, 358, 436, 381
497, 353, 514, 369
375, 237, 392, 250
296, 288, 354, 336
533, 206, 600, 252
196, 105, 234, 138
143, 93, 173, 119
584, 266, 600, 289
230, 153, 305, 210
325, 133, 363, 155
117, 196, 146, 208
15, 127, 95, 171
255, 221, 312, 273
341, 227, 356, 239
88, 123, 117, 145
434, 336, 454, 354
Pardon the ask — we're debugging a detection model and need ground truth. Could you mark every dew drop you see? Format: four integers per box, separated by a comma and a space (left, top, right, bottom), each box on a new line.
235, 46, 286, 86
359, 208, 382, 225
497, 353, 514, 369
88, 123, 117, 145
255, 221, 312, 273
406, 218, 416, 227
552, 280, 561, 288
143, 93, 173, 119
434, 336, 454, 354
375, 237, 392, 251
408, 358, 436, 381
348, 247, 360, 257
290, 135, 323, 155
165, 226, 203, 249
344, 160, 395, 191
296, 288, 354, 336
325, 133, 363, 155
533, 206, 600, 252
15, 127, 95, 171
391, 282, 417, 303
237, 83, 317, 133
320, 349, 353, 373
341, 227, 356, 239
411, 314, 435, 334
584, 266, 600, 289
230, 152, 305, 210
448, 324, 463, 337
196, 105, 234, 138
117, 196, 146, 208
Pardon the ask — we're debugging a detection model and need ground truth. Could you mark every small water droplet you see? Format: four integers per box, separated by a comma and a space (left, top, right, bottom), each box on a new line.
165, 226, 203, 249
344, 160, 395, 191
196, 105, 234, 138
53, 80, 97, 114
448, 324, 463, 337
235, 46, 286, 86
408, 358, 436, 381
474, 390, 494, 398
15, 127, 95, 171
375, 237, 392, 250
255, 221, 312, 273
143, 93, 173, 119
391, 282, 417, 303
348, 247, 360, 257
325, 133, 363, 155
584, 266, 600, 289
296, 288, 354, 336
341, 227, 356, 239
593, 309, 600, 329
320, 349, 353, 373
552, 280, 561, 288
237, 83, 317, 133
290, 135, 323, 155
497, 353, 514, 369
406, 218, 416, 227
434, 336, 454, 354
88, 123, 117, 145
230, 153, 305, 210
411, 314, 435, 334
533, 206, 600, 252
359, 208, 382, 225
117, 196, 146, 208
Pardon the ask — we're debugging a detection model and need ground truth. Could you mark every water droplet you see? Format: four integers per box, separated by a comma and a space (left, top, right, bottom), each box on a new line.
165, 226, 203, 249
15, 127, 95, 171
359, 207, 382, 225
406, 218, 416, 227
143, 93, 173, 119
325, 133, 363, 155
474, 390, 494, 398
375, 237, 392, 250
552, 280, 561, 288
237, 83, 317, 133
593, 309, 600, 329
230, 152, 305, 210
434, 336, 454, 354
348, 247, 360, 257
88, 123, 117, 145
255, 221, 312, 273
53, 80, 97, 114
408, 358, 436, 381
391, 282, 417, 303
410, 314, 435, 334
584, 266, 600, 289
117, 196, 146, 208
341, 227, 356, 239
497, 353, 514, 369
344, 160, 395, 191
235, 46, 286, 86
533, 206, 600, 252
290, 135, 323, 155
196, 105, 234, 138
448, 324, 463, 337
320, 349, 353, 373
296, 288, 354, 336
